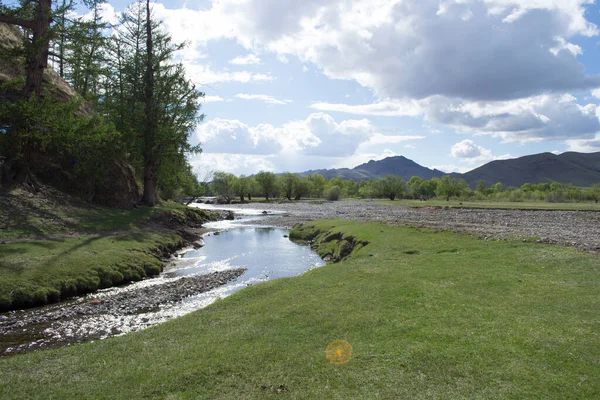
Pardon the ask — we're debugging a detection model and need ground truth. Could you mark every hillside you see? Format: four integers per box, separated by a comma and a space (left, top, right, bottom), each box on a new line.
460, 152, 600, 187
296, 152, 600, 187
298, 156, 445, 181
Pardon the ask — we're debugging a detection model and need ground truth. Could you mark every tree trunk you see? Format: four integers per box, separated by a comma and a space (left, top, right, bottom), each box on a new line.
247, 193, 252, 201
25, 0, 52, 99
240, 194, 245, 202
140, 157, 157, 206
140, 0, 157, 206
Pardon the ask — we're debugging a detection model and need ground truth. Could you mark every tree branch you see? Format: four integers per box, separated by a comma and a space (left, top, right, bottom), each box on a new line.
0, 15, 35, 30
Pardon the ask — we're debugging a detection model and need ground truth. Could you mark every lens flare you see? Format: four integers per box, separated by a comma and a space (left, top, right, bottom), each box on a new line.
326, 340, 353, 365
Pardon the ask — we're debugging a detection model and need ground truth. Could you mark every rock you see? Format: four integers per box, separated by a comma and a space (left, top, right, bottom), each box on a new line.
262, 211, 268, 214
225, 211, 235, 220
213, 231, 221, 236
89, 299, 101, 305
192, 239, 205, 249
283, 235, 289, 238
323, 255, 332, 261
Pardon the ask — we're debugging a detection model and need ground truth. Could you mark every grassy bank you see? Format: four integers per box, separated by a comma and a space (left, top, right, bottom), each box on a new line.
376, 198, 600, 211
1, 220, 598, 399
0, 188, 218, 310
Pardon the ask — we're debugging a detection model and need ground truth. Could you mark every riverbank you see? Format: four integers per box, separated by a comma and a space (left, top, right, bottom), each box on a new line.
1, 219, 598, 398
0, 188, 220, 311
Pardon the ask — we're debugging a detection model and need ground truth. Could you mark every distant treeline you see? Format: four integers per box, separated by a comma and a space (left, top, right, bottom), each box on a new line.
207, 171, 600, 204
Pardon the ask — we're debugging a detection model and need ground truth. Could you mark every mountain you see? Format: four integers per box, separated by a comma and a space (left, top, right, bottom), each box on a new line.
460, 152, 600, 188
295, 151, 600, 187
298, 156, 445, 181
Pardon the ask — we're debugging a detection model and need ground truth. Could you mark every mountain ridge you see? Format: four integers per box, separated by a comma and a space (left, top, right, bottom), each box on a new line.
294, 152, 600, 187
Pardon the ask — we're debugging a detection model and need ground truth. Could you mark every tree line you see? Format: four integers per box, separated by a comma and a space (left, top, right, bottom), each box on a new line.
208, 171, 600, 204
0, 0, 202, 205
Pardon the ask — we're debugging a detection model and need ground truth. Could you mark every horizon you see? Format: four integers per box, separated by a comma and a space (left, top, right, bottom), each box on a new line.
92, 0, 600, 175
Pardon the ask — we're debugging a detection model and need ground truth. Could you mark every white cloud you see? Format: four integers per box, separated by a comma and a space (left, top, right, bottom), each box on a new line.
189, 153, 277, 175
235, 0, 600, 102
229, 54, 261, 65
196, 119, 283, 155
566, 134, 600, 152
277, 54, 289, 64
197, 113, 401, 159
425, 94, 600, 142
202, 95, 226, 103
432, 164, 472, 173
451, 139, 486, 159
310, 99, 422, 117
235, 93, 292, 105
185, 64, 274, 85
450, 139, 513, 165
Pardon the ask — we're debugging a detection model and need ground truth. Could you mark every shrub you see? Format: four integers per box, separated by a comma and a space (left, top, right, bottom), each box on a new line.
325, 185, 342, 201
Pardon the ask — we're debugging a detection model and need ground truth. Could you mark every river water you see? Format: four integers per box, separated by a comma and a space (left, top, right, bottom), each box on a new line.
0, 206, 324, 356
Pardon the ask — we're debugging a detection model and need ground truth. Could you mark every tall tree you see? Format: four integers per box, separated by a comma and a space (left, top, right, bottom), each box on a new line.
140, 0, 156, 205
108, 0, 202, 206
255, 171, 278, 201
0, 0, 53, 98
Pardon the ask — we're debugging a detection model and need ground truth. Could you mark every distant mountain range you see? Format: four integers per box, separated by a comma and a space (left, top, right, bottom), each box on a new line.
296, 152, 600, 187
298, 156, 445, 181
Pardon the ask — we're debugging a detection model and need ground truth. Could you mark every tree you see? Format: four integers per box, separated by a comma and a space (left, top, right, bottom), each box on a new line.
379, 175, 406, 201
236, 175, 250, 202
280, 173, 299, 201
211, 172, 237, 204
307, 173, 326, 198
255, 171, 278, 201
294, 178, 310, 200
585, 184, 600, 203
112, 0, 202, 206
475, 180, 487, 195
66, 0, 109, 99
0, 0, 55, 98
407, 176, 423, 199
436, 176, 469, 201
420, 179, 438, 199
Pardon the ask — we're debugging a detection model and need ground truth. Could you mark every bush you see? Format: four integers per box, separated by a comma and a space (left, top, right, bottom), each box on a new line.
325, 185, 342, 201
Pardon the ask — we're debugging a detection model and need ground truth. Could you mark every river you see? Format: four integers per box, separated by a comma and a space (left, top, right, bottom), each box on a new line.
0, 206, 324, 356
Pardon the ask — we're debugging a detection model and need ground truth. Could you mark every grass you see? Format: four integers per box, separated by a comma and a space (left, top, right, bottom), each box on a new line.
375, 199, 600, 211
0, 232, 184, 310
0, 188, 210, 239
0, 188, 218, 309
1, 220, 598, 399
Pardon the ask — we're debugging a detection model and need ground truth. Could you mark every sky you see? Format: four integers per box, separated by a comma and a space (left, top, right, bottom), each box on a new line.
98, 0, 600, 176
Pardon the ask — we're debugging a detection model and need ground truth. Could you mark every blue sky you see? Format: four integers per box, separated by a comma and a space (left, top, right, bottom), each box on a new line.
99, 0, 600, 176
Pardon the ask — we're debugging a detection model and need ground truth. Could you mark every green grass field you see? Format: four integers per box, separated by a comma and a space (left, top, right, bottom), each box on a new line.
376, 199, 600, 211
1, 220, 598, 399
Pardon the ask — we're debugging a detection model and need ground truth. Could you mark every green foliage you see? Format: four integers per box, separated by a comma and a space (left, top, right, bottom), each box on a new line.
435, 176, 470, 201
378, 175, 406, 200
255, 170, 278, 201
210, 171, 238, 204
325, 185, 342, 201
307, 173, 327, 197
0, 95, 122, 186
